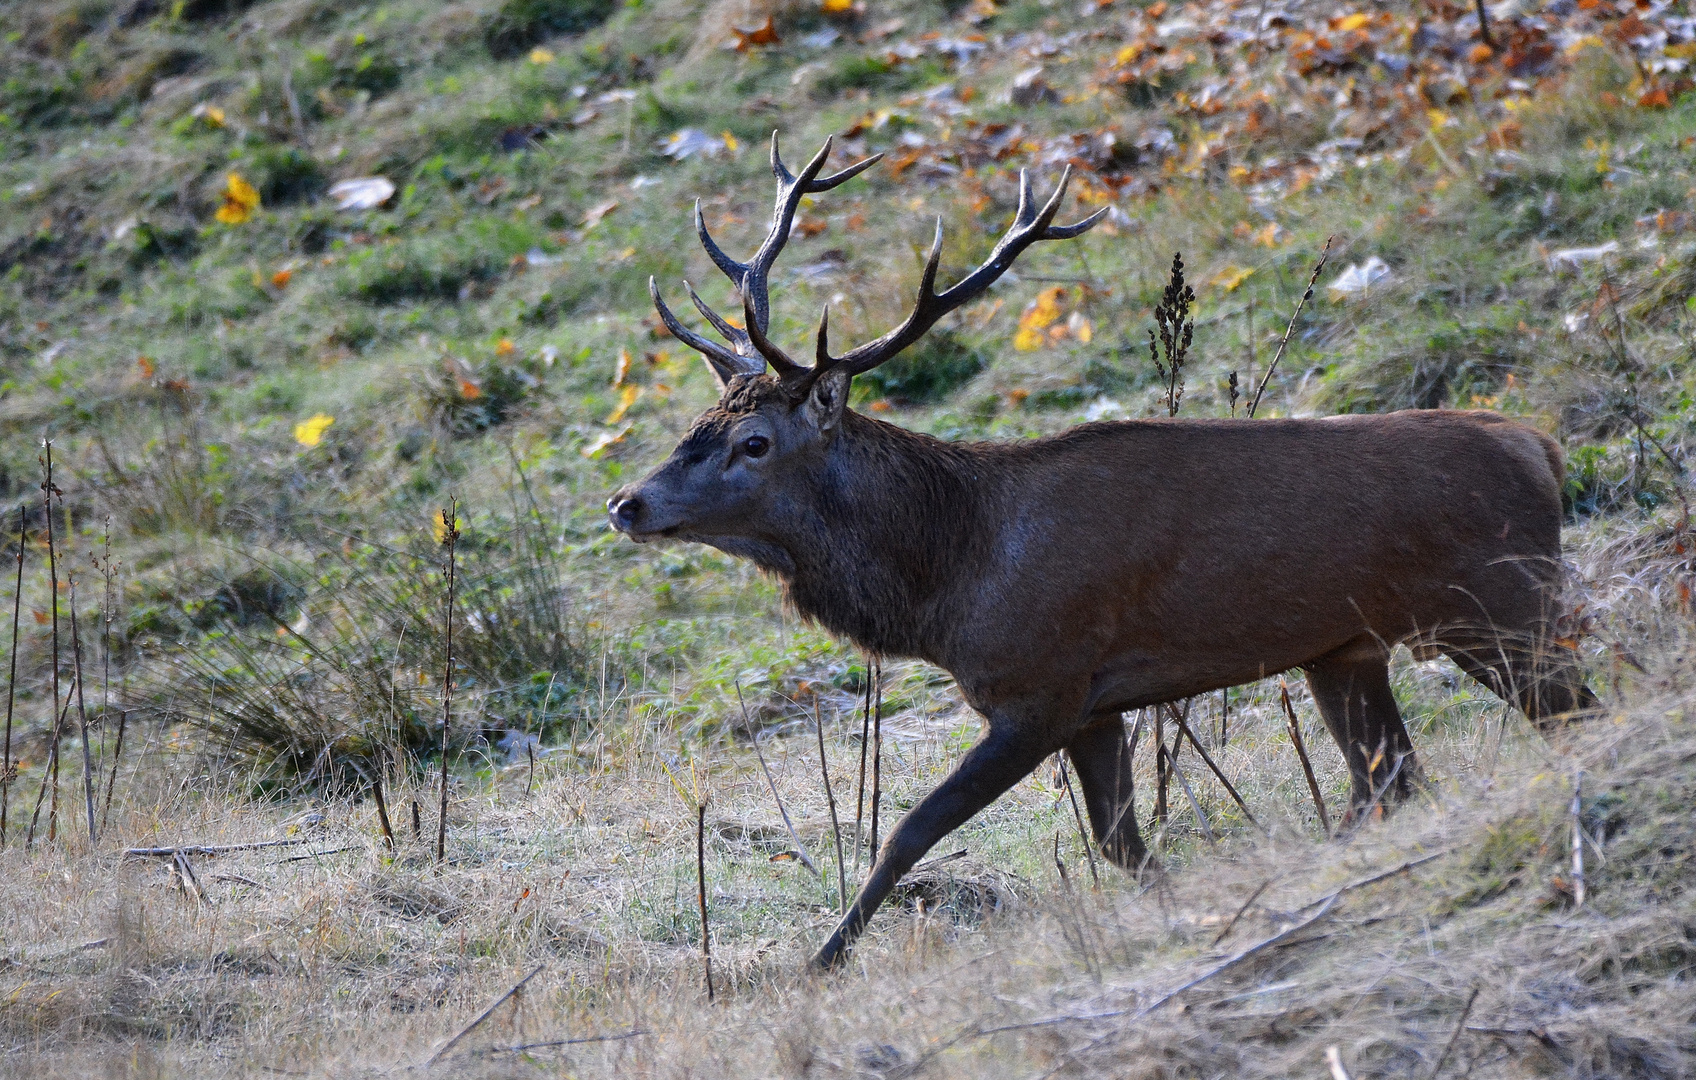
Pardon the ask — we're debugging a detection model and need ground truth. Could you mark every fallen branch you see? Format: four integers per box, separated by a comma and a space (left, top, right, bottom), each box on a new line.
1211, 878, 1271, 947
124, 838, 312, 858
1427, 984, 1482, 1079
483, 1030, 649, 1054
173, 851, 210, 904
425, 963, 545, 1065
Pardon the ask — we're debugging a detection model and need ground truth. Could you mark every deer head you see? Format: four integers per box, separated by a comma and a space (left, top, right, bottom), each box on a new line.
606, 133, 1105, 564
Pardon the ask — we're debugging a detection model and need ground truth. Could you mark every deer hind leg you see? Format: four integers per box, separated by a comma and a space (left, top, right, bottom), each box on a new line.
1304, 639, 1422, 820
1064, 713, 1147, 871
1439, 630, 1597, 732
812, 721, 1056, 971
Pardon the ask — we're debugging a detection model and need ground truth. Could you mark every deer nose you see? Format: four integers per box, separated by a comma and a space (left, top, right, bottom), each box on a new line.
608, 493, 643, 530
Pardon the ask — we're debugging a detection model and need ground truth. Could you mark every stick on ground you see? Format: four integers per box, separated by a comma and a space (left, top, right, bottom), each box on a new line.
1427, 984, 1481, 1080
1247, 237, 1333, 418
1326, 1045, 1355, 1080
425, 963, 545, 1065
1570, 770, 1585, 909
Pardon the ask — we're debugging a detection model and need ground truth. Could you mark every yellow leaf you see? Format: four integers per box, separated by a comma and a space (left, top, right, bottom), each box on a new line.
496, 338, 515, 355
1208, 264, 1255, 292
606, 383, 642, 424
528, 47, 555, 64
1564, 34, 1607, 56
822, 0, 853, 11
293, 413, 335, 447
1018, 286, 1065, 331
1427, 109, 1450, 130
1335, 12, 1369, 31
1012, 326, 1045, 351
431, 509, 461, 544
215, 172, 261, 225
1252, 222, 1281, 248
613, 348, 632, 387
1115, 42, 1145, 64
721, 130, 739, 153
1068, 312, 1093, 343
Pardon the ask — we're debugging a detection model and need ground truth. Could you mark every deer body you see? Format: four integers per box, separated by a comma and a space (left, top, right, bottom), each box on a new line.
609, 135, 1593, 969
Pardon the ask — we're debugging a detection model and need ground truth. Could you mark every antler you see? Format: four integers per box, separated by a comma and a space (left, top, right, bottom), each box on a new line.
799, 166, 1108, 394
649, 133, 882, 385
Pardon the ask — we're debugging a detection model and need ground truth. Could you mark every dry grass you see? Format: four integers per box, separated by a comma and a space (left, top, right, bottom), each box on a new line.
1, 520, 1693, 1079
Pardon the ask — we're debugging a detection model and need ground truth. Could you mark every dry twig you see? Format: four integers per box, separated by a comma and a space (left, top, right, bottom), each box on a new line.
437, 500, 460, 865
1427, 984, 1482, 1079
1280, 679, 1332, 836
1247, 237, 1333, 417
1, 505, 22, 848
425, 963, 545, 1065
816, 699, 848, 914
737, 681, 819, 878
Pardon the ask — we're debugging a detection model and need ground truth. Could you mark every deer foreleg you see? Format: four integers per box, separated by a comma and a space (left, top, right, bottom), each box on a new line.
1065, 714, 1146, 870
812, 723, 1054, 970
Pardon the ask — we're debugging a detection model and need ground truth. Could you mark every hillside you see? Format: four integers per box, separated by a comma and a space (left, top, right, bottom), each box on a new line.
1, 0, 1695, 1074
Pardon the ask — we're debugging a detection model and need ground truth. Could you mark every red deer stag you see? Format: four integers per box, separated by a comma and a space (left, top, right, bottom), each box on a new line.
608, 134, 1595, 969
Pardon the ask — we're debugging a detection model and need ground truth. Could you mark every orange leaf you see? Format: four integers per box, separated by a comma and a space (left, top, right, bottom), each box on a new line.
1639, 87, 1671, 108
458, 379, 482, 400
136, 356, 155, 378
496, 338, 515, 355
271, 268, 292, 289
1468, 43, 1494, 63
731, 14, 780, 51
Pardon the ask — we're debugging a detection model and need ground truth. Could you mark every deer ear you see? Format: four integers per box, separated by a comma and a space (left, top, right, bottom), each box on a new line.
804, 367, 850, 432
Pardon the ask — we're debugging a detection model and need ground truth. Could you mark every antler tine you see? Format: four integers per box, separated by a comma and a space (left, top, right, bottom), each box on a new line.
826, 166, 1106, 380
740, 277, 805, 376
814, 305, 832, 367
650, 277, 762, 383
685, 281, 752, 353
693, 200, 747, 291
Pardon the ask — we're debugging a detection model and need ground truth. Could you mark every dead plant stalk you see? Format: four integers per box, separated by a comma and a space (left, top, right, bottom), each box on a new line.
437, 500, 460, 866
1, 505, 22, 847
1247, 237, 1333, 418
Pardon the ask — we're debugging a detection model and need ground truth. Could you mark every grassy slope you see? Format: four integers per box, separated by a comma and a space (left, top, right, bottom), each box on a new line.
1, 0, 1695, 1073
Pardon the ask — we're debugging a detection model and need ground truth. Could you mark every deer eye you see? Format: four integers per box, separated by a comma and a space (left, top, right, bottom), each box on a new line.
740, 435, 770, 459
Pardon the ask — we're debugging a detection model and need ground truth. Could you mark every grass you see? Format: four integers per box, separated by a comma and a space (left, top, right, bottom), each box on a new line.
2, 0, 1696, 1071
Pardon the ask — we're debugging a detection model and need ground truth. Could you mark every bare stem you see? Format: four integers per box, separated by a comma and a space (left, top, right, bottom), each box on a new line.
1280, 679, 1332, 837
2, 504, 24, 848
737, 681, 820, 878
68, 570, 96, 844
870, 667, 883, 859
437, 500, 460, 866
852, 656, 872, 883
1056, 753, 1101, 888
697, 799, 714, 1002
815, 699, 848, 915
1247, 237, 1333, 418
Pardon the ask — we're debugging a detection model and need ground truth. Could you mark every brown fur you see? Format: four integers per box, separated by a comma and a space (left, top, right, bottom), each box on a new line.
611, 380, 1595, 968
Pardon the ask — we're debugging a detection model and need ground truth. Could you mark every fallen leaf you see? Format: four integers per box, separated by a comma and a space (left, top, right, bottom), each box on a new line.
1639, 87, 1671, 108
271, 269, 293, 289
582, 199, 620, 227
191, 102, 225, 127
613, 348, 632, 387
1208, 264, 1255, 292
581, 424, 633, 459
1468, 43, 1494, 63
822, 0, 853, 12
32, 610, 49, 625
1334, 12, 1370, 31
327, 177, 395, 211
496, 338, 515, 355
457, 379, 482, 400
136, 356, 155, 378
731, 15, 780, 51
215, 172, 260, 225
606, 383, 642, 424
293, 413, 335, 447
529, 47, 555, 64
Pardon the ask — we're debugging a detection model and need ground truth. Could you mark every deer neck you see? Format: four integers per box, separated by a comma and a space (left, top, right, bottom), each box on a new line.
775, 411, 993, 661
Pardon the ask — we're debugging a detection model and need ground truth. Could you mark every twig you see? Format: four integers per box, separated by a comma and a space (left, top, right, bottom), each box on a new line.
372, 764, 396, 852
1210, 878, 1271, 947
909, 848, 967, 875
412, 799, 421, 840
101, 711, 126, 831
1133, 894, 1339, 1018
425, 963, 545, 1065
736, 682, 819, 878
437, 501, 460, 866
1326, 1045, 1355, 1080
1280, 679, 1332, 837
1057, 753, 1101, 888
67, 570, 96, 843
173, 850, 210, 904
483, 1030, 649, 1054
697, 800, 714, 1002
1, 504, 23, 848
526, 741, 536, 796
816, 699, 848, 915
27, 672, 76, 847
871, 667, 883, 858
1247, 237, 1332, 417
1168, 704, 1263, 832
1474, 0, 1496, 49
31, 443, 63, 850
1294, 850, 1449, 914
1168, 748, 1215, 845
1153, 707, 1169, 828
124, 838, 314, 858
853, 657, 873, 883
1570, 770, 1585, 909
1427, 984, 1482, 1079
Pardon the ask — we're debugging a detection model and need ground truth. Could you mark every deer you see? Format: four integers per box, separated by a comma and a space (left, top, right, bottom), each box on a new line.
606, 134, 1596, 970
